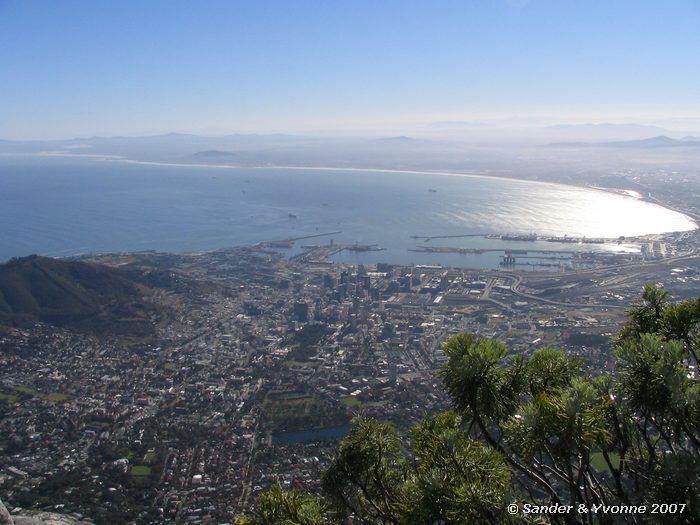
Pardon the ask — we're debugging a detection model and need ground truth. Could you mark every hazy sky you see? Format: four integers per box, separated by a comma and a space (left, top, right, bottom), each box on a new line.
2, 0, 700, 139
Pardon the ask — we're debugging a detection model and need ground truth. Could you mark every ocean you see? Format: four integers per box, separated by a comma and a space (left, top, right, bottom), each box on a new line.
1, 155, 696, 268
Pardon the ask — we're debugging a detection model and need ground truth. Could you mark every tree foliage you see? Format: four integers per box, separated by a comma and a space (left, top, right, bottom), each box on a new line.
236, 481, 332, 525
242, 286, 700, 524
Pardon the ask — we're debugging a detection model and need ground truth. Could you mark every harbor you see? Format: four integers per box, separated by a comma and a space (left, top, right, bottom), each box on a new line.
248, 227, 684, 273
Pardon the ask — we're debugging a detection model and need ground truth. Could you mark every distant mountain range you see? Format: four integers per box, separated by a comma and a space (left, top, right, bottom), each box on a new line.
549, 135, 700, 149
2, 128, 700, 175
0, 255, 160, 337
2, 123, 694, 156
0, 133, 316, 162
424, 121, 684, 142
542, 122, 669, 137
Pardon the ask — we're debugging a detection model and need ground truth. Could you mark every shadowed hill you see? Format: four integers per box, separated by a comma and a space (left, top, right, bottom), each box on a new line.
0, 255, 159, 337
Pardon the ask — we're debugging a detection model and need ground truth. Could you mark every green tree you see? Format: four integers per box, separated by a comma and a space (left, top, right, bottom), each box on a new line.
242, 287, 700, 524
404, 412, 511, 524
236, 481, 332, 525
618, 284, 670, 341
321, 418, 408, 523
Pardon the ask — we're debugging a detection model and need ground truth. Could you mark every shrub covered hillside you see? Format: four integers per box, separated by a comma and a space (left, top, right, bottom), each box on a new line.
238, 285, 700, 525
0, 255, 160, 337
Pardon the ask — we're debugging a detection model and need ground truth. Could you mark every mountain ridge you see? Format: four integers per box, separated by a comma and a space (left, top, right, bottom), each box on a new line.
0, 255, 159, 337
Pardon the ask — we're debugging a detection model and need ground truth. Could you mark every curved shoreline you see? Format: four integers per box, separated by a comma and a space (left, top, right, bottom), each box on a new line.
10, 151, 700, 232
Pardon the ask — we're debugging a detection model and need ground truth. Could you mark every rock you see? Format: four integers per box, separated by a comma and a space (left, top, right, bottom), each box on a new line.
0, 501, 92, 525
0, 498, 14, 524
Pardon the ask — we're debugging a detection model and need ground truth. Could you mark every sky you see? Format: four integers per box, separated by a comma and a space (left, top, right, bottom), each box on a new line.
1, 0, 700, 139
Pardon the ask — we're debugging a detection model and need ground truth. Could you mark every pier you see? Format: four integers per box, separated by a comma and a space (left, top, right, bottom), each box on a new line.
410, 246, 575, 256
259, 231, 342, 248
412, 232, 616, 245
410, 233, 487, 241
291, 243, 385, 263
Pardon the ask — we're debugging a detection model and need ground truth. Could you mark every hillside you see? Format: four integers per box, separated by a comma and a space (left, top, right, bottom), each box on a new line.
0, 255, 159, 337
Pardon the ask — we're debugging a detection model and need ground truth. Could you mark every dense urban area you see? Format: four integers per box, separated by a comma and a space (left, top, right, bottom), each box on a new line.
4, 0, 700, 522
2, 205, 700, 523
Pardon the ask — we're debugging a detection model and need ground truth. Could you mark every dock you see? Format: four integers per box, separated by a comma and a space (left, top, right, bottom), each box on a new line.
259, 231, 342, 248
291, 243, 385, 263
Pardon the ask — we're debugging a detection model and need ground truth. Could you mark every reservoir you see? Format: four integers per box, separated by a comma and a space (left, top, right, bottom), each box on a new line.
271, 425, 350, 445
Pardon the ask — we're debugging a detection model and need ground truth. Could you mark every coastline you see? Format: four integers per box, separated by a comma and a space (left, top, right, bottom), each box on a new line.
17, 150, 699, 231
